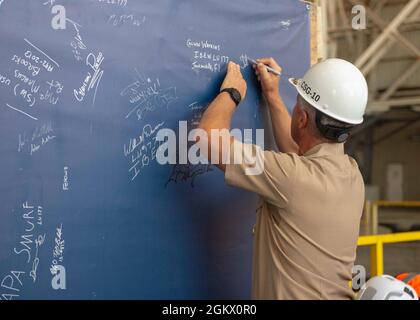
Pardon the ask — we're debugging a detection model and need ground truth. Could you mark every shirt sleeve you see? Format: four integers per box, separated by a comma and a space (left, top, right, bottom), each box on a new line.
225, 139, 297, 208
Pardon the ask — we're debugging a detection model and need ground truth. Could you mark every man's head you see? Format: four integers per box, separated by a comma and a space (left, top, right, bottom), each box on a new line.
291, 94, 355, 146
289, 59, 368, 149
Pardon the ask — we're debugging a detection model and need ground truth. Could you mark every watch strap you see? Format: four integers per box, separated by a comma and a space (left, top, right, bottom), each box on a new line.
220, 88, 242, 106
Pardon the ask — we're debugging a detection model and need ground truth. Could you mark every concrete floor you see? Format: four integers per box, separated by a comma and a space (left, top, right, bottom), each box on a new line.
355, 207, 420, 278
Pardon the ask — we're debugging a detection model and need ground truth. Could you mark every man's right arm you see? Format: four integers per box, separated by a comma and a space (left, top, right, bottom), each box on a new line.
254, 57, 299, 154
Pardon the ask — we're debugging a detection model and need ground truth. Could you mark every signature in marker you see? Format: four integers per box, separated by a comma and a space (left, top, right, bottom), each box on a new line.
74, 52, 104, 106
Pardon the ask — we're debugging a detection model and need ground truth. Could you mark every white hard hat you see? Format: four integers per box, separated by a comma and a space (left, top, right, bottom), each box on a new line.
289, 58, 368, 125
357, 275, 419, 300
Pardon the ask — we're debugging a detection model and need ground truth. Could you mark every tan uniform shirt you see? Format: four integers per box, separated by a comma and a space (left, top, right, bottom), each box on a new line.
225, 140, 365, 300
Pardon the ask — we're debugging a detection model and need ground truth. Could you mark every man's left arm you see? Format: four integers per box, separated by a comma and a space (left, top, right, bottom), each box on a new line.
198, 62, 247, 171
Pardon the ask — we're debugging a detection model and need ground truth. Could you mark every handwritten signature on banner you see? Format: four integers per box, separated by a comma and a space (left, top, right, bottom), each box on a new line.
74, 52, 104, 105
107, 14, 146, 28
93, 0, 128, 7
18, 121, 57, 156
67, 18, 87, 62
0, 202, 45, 299
43, 1, 87, 62
124, 122, 165, 181
1, 38, 63, 121
121, 70, 178, 121
166, 164, 213, 188
186, 39, 229, 74
29, 234, 46, 282
165, 102, 213, 187
50, 224, 65, 276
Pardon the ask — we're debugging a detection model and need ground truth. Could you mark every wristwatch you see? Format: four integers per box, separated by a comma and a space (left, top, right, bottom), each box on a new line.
220, 88, 242, 106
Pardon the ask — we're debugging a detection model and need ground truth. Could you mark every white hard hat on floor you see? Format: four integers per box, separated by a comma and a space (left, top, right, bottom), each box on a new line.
357, 275, 419, 300
289, 58, 368, 125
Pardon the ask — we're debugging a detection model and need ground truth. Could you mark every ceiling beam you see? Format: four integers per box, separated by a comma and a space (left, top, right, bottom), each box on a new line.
379, 60, 420, 100
352, 0, 420, 72
367, 97, 420, 113
350, 0, 420, 57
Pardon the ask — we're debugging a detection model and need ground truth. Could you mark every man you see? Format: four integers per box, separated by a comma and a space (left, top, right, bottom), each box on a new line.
198, 58, 369, 300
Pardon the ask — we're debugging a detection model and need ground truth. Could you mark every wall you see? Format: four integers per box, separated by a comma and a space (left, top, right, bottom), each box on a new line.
372, 115, 420, 200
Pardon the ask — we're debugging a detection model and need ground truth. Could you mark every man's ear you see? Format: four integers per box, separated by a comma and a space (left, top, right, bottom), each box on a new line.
298, 107, 309, 129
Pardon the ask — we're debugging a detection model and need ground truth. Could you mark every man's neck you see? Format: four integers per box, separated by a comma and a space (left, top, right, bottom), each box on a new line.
297, 137, 328, 156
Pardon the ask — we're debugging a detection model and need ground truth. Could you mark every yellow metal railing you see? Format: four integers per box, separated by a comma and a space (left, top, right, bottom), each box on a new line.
358, 231, 420, 276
